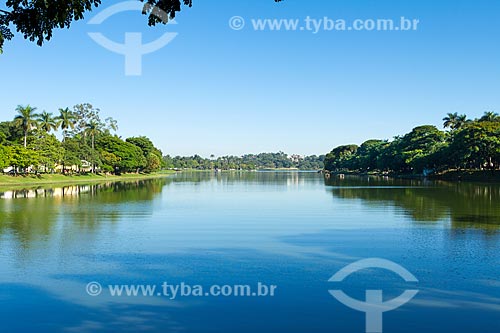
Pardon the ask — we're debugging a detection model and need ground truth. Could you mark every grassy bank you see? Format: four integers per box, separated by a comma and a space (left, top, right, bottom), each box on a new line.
0, 171, 176, 190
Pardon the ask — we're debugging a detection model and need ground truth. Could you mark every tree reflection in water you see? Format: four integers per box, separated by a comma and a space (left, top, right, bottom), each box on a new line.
325, 176, 500, 232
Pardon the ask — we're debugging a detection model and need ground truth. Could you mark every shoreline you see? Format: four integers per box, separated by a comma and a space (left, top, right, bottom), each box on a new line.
0, 171, 176, 191
323, 170, 500, 182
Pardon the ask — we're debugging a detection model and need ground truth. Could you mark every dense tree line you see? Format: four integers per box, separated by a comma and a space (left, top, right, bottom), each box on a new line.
0, 103, 164, 174
0, 104, 324, 175
163, 152, 325, 170
324, 112, 500, 174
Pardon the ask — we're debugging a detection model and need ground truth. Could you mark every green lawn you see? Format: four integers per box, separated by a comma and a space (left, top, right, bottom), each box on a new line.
0, 171, 176, 189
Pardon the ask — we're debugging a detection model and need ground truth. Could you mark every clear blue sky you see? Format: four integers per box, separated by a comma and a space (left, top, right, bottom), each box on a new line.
1, 0, 499, 157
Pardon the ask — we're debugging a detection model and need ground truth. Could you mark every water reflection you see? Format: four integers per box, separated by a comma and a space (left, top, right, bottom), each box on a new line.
325, 176, 500, 231
170, 170, 323, 186
0, 179, 169, 249
0, 172, 498, 333
0, 179, 168, 201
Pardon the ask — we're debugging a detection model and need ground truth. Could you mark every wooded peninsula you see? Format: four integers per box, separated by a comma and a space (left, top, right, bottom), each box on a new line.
323, 112, 500, 178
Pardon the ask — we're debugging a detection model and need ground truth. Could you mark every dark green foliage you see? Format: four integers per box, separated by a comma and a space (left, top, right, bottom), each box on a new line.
9, 145, 39, 171
27, 130, 63, 172
355, 140, 387, 171
0, 0, 102, 50
13, 105, 39, 147
0, 121, 23, 144
61, 137, 82, 169
0, 103, 158, 175
145, 152, 161, 172
163, 152, 324, 170
297, 155, 325, 170
443, 113, 469, 130
324, 114, 500, 174
37, 111, 59, 133
449, 121, 500, 170
324, 145, 358, 172
479, 111, 500, 122
0, 145, 11, 169
97, 136, 146, 173
126, 136, 164, 172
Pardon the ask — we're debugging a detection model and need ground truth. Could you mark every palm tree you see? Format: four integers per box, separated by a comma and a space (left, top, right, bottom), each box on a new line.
443, 112, 468, 130
86, 120, 102, 173
479, 111, 499, 122
443, 113, 458, 129
13, 105, 39, 147
455, 114, 469, 129
37, 111, 59, 133
58, 107, 77, 142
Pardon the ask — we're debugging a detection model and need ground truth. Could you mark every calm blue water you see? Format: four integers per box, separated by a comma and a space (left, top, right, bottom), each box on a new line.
0, 172, 499, 332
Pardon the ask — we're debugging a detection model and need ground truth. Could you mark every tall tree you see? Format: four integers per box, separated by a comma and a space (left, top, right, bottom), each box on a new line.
126, 136, 162, 159
0, 145, 12, 170
10, 145, 39, 173
13, 105, 39, 147
443, 113, 468, 130
37, 111, 59, 133
105, 117, 118, 132
85, 119, 102, 173
450, 121, 500, 169
28, 131, 63, 172
324, 145, 359, 171
97, 136, 146, 174
479, 111, 500, 122
58, 107, 77, 141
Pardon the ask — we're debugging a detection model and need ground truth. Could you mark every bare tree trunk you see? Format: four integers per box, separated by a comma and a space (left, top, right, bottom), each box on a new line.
92, 134, 95, 174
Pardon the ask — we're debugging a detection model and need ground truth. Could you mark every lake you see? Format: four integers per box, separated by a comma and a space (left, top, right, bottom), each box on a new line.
0, 172, 499, 333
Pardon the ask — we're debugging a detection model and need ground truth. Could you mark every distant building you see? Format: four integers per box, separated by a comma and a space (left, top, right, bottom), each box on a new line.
289, 154, 304, 163
54, 160, 93, 173
3, 166, 14, 173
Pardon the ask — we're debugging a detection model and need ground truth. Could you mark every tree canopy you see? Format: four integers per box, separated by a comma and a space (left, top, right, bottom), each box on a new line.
324, 112, 500, 174
0, 103, 164, 174
162, 152, 325, 171
0, 102, 323, 175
